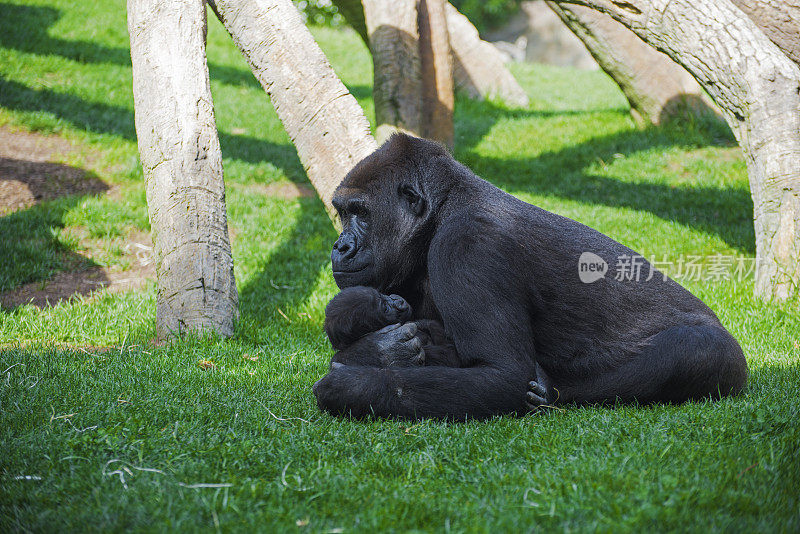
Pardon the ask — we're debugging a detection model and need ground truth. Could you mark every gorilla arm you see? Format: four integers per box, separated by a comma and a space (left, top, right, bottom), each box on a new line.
330, 322, 426, 368
312, 363, 529, 420
313, 227, 538, 420
312, 300, 535, 420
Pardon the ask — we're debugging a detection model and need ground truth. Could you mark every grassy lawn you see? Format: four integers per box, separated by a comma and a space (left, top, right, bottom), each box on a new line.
1, 0, 798, 531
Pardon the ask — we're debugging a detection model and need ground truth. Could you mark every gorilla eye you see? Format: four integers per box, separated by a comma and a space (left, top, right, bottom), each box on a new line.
347, 201, 368, 218
399, 185, 425, 216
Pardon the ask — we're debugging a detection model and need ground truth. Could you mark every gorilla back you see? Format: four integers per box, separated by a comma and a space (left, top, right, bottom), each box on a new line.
314, 133, 748, 420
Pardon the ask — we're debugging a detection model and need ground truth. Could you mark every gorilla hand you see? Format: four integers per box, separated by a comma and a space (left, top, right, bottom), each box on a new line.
371, 322, 425, 367
329, 322, 426, 368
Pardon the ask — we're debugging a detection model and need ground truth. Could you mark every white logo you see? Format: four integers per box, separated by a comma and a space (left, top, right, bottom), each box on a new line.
578, 252, 608, 283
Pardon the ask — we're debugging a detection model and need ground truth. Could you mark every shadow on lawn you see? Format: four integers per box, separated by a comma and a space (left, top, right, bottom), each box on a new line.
0, 168, 108, 300
0, 2, 260, 90
0, 76, 305, 178
0, 3, 756, 314
0, 73, 323, 320
453, 101, 754, 254
237, 197, 337, 329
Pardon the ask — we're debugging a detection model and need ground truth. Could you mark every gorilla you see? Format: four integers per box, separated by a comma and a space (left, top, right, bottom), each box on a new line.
323, 286, 458, 368
312, 133, 748, 420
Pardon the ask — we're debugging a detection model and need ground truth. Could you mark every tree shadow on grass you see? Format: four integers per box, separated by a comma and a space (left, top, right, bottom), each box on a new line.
0, 160, 110, 304
0, 75, 318, 317
453, 99, 754, 253
345, 85, 373, 101
1, 2, 756, 312
0, 67, 324, 325
236, 196, 337, 332
0, 76, 304, 176
0, 2, 260, 90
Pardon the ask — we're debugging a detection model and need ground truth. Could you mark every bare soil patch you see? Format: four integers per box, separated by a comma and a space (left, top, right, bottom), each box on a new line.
0, 230, 155, 309
0, 126, 155, 309
666, 146, 743, 178
0, 126, 109, 215
243, 181, 315, 200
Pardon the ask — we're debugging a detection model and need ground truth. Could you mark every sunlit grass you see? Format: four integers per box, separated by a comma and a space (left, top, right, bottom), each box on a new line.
1, 0, 798, 531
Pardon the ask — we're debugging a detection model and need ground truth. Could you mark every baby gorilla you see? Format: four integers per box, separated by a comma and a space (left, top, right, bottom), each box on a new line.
324, 286, 458, 368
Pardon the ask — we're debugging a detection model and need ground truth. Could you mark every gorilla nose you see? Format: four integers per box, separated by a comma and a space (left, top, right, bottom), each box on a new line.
333, 234, 357, 259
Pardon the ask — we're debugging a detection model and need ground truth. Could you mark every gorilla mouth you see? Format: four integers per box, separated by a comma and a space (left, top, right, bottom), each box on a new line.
333, 265, 369, 275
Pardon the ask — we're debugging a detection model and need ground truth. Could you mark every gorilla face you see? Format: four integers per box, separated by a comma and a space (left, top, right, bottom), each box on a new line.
330, 194, 377, 288
331, 135, 440, 293
381, 293, 413, 323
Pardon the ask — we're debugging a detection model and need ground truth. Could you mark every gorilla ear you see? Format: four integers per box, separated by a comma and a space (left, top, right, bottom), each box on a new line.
399, 184, 425, 216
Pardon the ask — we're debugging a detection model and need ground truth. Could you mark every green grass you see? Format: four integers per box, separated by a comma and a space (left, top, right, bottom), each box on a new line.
1, 0, 799, 531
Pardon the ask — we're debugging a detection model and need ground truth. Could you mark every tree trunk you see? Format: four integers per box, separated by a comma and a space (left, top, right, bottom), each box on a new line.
445, 3, 530, 108
208, 0, 377, 219
128, 0, 238, 339
418, 0, 455, 149
362, 0, 424, 143
554, 0, 800, 300
333, 0, 529, 108
546, 2, 720, 126
729, 0, 800, 66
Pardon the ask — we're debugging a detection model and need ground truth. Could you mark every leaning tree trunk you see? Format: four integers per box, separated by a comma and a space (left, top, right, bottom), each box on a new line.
341, 0, 455, 147
729, 0, 800, 66
418, 0, 454, 149
555, 0, 800, 300
362, 0, 424, 143
208, 0, 377, 219
128, 0, 238, 339
546, 2, 720, 126
333, 0, 529, 108
444, 3, 529, 107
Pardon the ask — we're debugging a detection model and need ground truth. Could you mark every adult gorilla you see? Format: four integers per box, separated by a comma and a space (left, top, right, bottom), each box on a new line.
313, 134, 748, 420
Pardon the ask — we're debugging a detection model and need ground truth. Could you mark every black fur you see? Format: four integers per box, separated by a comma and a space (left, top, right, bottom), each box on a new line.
324, 286, 412, 349
324, 286, 458, 368
313, 133, 748, 420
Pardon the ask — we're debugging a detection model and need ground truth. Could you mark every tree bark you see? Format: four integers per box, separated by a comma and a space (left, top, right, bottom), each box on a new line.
547, 2, 720, 126
554, 0, 800, 300
444, 3, 530, 107
362, 0, 424, 143
333, 0, 529, 108
128, 0, 238, 339
418, 0, 455, 149
208, 0, 377, 219
730, 0, 800, 66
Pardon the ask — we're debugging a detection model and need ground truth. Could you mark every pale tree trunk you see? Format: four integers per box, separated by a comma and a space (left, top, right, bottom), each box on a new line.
445, 3, 530, 108
128, 0, 238, 339
555, 0, 800, 300
546, 2, 720, 126
730, 0, 800, 66
333, 0, 529, 108
418, 0, 454, 149
208, 0, 377, 219
362, 0, 424, 143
